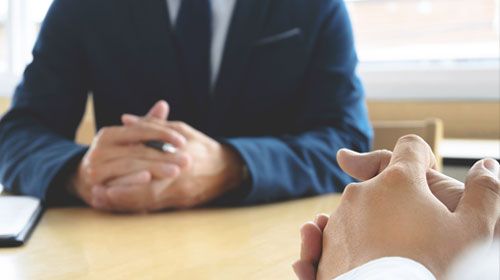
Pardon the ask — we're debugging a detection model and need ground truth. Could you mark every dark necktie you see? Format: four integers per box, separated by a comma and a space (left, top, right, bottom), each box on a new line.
175, 0, 212, 97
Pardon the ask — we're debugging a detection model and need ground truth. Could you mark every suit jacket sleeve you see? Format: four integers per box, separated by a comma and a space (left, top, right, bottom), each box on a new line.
221, 0, 372, 204
0, 0, 89, 205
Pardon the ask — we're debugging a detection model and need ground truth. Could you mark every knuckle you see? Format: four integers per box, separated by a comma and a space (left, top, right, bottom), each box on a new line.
96, 126, 119, 141
343, 183, 362, 200
382, 164, 408, 182
143, 116, 160, 124
160, 129, 175, 140
179, 154, 193, 169
85, 167, 99, 183
471, 174, 500, 195
96, 127, 110, 139
378, 149, 393, 157
152, 163, 166, 177
463, 215, 493, 238
86, 152, 97, 163
377, 149, 393, 168
171, 121, 189, 132
86, 149, 101, 163
129, 145, 142, 156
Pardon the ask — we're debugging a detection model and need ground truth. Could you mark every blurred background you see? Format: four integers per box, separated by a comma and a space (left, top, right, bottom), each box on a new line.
0, 0, 498, 72
0, 0, 498, 182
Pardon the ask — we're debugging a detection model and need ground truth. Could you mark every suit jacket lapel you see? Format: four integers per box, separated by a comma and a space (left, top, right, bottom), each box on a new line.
127, 0, 271, 133
128, 0, 186, 113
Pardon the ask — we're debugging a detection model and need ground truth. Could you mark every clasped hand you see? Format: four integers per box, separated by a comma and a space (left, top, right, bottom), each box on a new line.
294, 135, 499, 280
72, 101, 243, 212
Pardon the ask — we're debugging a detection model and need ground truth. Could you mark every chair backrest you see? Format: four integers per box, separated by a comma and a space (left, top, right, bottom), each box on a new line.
372, 119, 444, 169
76, 99, 95, 145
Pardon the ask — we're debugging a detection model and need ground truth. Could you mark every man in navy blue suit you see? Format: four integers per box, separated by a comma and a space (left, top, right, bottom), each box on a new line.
0, 0, 371, 212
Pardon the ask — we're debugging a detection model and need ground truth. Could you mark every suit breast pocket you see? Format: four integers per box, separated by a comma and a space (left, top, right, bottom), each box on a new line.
243, 30, 306, 105
254, 28, 302, 47
233, 31, 307, 130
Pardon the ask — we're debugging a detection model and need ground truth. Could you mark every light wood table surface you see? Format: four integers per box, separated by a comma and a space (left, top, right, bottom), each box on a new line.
0, 194, 342, 280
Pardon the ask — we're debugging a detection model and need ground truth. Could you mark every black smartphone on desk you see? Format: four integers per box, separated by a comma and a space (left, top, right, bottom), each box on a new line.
0, 196, 44, 247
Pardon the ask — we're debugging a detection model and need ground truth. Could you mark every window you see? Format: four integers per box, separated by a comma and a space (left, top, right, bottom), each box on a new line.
346, 0, 500, 100
346, 0, 499, 62
1, 0, 51, 72
0, 0, 8, 73
0, 0, 498, 99
26, 0, 53, 56
0, 0, 53, 96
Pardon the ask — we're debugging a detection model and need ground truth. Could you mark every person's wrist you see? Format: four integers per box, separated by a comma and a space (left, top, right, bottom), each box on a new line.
68, 161, 93, 204
217, 144, 245, 193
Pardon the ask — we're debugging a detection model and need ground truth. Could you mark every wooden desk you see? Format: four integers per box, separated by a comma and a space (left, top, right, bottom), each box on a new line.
0, 194, 341, 280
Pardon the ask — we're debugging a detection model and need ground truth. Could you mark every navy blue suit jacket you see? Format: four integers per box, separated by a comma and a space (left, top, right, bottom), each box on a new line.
0, 0, 372, 206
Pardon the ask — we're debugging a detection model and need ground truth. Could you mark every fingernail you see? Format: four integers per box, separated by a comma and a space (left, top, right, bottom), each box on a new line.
338, 148, 358, 157
483, 158, 500, 176
300, 224, 309, 240
176, 136, 187, 147
314, 214, 321, 224
291, 261, 300, 271
157, 100, 169, 108
338, 148, 350, 154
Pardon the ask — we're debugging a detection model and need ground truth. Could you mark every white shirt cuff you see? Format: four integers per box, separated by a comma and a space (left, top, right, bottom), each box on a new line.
333, 257, 436, 280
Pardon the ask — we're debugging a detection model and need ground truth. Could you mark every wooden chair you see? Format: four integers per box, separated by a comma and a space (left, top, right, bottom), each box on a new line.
76, 98, 96, 145
372, 118, 444, 170
75, 116, 95, 145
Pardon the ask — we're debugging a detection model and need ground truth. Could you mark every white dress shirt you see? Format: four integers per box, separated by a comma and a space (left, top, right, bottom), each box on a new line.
334, 257, 436, 280
166, 0, 237, 88
334, 240, 499, 280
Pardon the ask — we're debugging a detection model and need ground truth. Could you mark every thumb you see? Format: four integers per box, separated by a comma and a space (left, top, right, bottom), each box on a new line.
336, 149, 392, 181
146, 100, 169, 120
456, 158, 500, 236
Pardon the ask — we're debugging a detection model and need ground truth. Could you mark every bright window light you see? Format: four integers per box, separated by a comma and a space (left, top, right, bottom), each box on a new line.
346, 0, 500, 62
0, 0, 498, 99
0, 0, 8, 73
